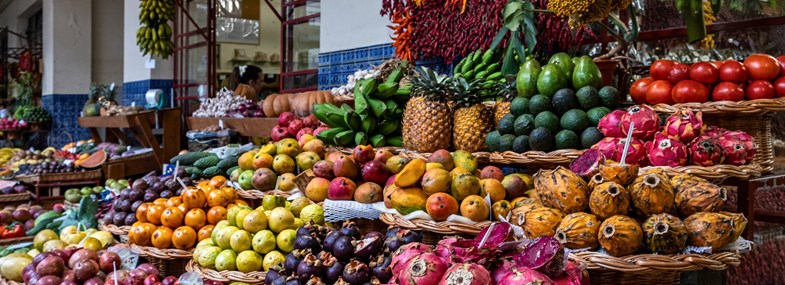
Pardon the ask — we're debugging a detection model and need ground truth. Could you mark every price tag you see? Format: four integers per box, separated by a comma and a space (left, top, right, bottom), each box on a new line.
111, 247, 139, 270
218, 119, 224, 130
63, 160, 73, 166
177, 272, 204, 285
162, 164, 176, 177
131, 102, 136, 107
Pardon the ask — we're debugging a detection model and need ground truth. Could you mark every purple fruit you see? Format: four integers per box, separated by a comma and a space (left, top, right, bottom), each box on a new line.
323, 230, 342, 253
129, 189, 144, 201
124, 213, 138, 225
370, 255, 392, 283
271, 275, 287, 285
384, 236, 406, 253
120, 188, 131, 200
265, 270, 280, 285
399, 229, 422, 244
112, 211, 127, 225
354, 232, 383, 260
284, 250, 306, 274
119, 199, 132, 212
332, 236, 354, 261
132, 180, 148, 191
385, 227, 401, 240
296, 254, 324, 282
294, 234, 321, 253
143, 190, 158, 202
323, 257, 344, 284
338, 222, 361, 240
341, 260, 371, 285
160, 190, 174, 199
296, 223, 318, 239
131, 200, 144, 212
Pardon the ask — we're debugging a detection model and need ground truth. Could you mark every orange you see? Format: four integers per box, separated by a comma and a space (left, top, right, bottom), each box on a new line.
185, 208, 207, 229
161, 207, 185, 228
172, 226, 197, 249
207, 206, 227, 225
198, 180, 212, 191
210, 176, 227, 188
222, 186, 237, 202
177, 203, 188, 214
153, 198, 168, 206
151, 227, 173, 249
146, 204, 166, 226
130, 222, 156, 246
136, 203, 151, 223
207, 190, 230, 208
181, 188, 207, 210
166, 197, 183, 208
197, 225, 214, 241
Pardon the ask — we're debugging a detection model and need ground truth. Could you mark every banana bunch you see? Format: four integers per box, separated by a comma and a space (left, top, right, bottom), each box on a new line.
314, 67, 410, 147
453, 48, 504, 97
700, 0, 716, 49
137, 0, 175, 59
0, 148, 19, 166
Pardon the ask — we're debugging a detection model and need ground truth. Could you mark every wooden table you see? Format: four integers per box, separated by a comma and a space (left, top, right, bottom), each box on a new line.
78, 109, 181, 167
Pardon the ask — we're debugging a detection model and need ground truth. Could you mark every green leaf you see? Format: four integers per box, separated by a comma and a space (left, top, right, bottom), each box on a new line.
522, 10, 538, 51
502, 1, 523, 19
490, 27, 509, 51
501, 38, 519, 76
59, 196, 98, 232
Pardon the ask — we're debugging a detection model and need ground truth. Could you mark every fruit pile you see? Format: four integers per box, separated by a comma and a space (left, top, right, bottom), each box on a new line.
0, 148, 21, 166
263, 223, 423, 284
64, 186, 104, 203
0, 204, 41, 235
0, 118, 28, 130
231, 101, 265, 118
631, 54, 785, 104
101, 171, 194, 227
191, 199, 325, 274
593, 104, 756, 167
7, 148, 56, 172
271, 112, 326, 142
13, 106, 51, 124
486, 53, 619, 153
388, 222, 587, 284
169, 151, 236, 180
22, 161, 86, 175
231, 137, 325, 191
314, 66, 409, 147
127, 176, 239, 250
510, 159, 749, 256
452, 48, 505, 98
18, 246, 162, 285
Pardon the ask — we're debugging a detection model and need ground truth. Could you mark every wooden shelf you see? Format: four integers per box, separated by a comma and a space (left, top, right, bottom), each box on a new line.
187, 117, 278, 138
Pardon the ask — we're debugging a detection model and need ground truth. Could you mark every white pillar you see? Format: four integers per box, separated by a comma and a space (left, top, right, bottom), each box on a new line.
42, 0, 92, 95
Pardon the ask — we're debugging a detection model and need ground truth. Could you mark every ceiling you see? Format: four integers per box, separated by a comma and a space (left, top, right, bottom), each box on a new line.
0, 0, 12, 16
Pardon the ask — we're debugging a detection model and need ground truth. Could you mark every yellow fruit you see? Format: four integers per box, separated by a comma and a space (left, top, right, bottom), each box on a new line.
394, 158, 427, 187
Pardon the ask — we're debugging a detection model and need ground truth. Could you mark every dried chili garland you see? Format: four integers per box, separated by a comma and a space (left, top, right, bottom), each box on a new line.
534, 0, 595, 55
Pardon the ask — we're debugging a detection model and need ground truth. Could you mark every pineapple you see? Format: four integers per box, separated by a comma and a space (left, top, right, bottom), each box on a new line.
402, 67, 453, 152
494, 75, 518, 126
452, 77, 493, 152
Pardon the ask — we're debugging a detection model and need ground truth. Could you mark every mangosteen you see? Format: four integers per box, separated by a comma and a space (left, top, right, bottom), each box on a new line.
143, 190, 159, 202
296, 223, 318, 239
383, 235, 405, 253
181, 177, 193, 185
124, 213, 137, 226
119, 199, 132, 212
265, 270, 281, 284
132, 179, 148, 191
369, 255, 392, 283
284, 250, 306, 274
175, 188, 183, 196
129, 189, 144, 201
296, 254, 323, 282
338, 222, 361, 239
160, 190, 174, 199
294, 234, 322, 253
323, 230, 343, 253
285, 278, 302, 285
112, 199, 122, 210
399, 229, 423, 244
131, 200, 144, 213
323, 256, 344, 284
151, 181, 164, 193
120, 188, 131, 200
354, 232, 383, 260
164, 179, 178, 190
304, 276, 327, 285
176, 168, 187, 178
332, 236, 354, 261
271, 275, 288, 285
102, 212, 114, 225
385, 227, 401, 240
341, 260, 371, 285
112, 212, 127, 225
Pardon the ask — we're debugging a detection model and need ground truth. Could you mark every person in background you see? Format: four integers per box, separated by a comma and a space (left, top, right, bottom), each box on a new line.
227, 65, 263, 101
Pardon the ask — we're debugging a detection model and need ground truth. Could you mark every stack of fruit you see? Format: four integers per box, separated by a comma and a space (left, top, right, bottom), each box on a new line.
0, 148, 20, 166
7, 148, 56, 172
512, 159, 747, 257
127, 176, 238, 251
29, 227, 114, 256
314, 66, 409, 147
452, 48, 505, 98
231, 101, 265, 118
264, 223, 423, 284
231, 137, 325, 191
13, 106, 51, 124
169, 151, 235, 180
191, 196, 325, 274
64, 186, 104, 204
271, 112, 328, 142
631, 54, 785, 104
0, 204, 42, 234
104, 178, 131, 192
21, 161, 86, 175
0, 118, 28, 130
101, 171, 194, 227
592, 104, 756, 167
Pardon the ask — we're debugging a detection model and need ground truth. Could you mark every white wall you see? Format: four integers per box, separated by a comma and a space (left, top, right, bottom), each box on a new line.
42, 0, 91, 95
122, 0, 148, 83
320, 0, 391, 53
218, 0, 282, 74
92, 0, 124, 89
0, 0, 41, 48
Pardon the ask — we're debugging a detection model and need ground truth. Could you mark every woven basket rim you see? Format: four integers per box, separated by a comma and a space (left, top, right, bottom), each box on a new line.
129, 243, 194, 259
379, 212, 492, 235
570, 251, 741, 273
99, 223, 130, 236
651, 97, 785, 115
0, 236, 33, 247
236, 188, 295, 200
185, 259, 266, 284
0, 192, 32, 203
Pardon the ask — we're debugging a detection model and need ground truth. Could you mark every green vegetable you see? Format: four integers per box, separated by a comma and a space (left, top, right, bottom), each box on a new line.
59, 196, 98, 232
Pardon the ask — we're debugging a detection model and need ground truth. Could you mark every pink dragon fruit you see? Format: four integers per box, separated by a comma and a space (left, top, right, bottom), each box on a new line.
391, 243, 432, 277
663, 109, 704, 143
723, 130, 757, 162
591, 137, 619, 159
646, 133, 689, 167
569, 149, 606, 178
497, 267, 554, 285
690, 135, 725, 166
552, 261, 590, 285
513, 236, 565, 278
434, 237, 458, 262
621, 105, 660, 140
492, 259, 517, 284
703, 126, 727, 138
438, 263, 492, 285
718, 133, 749, 165
400, 253, 449, 285
612, 137, 647, 165
597, 109, 626, 137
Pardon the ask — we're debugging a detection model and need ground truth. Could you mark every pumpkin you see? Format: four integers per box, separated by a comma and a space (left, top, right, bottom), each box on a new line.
234, 84, 256, 100
291, 91, 335, 117
263, 93, 293, 117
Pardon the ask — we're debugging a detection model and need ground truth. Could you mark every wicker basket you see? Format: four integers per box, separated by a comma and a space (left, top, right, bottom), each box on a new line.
570, 251, 741, 285
0, 235, 33, 246
327, 218, 390, 235
99, 223, 130, 236
651, 97, 785, 115
186, 260, 266, 284
396, 149, 586, 166
0, 276, 22, 285
130, 244, 194, 277
15, 169, 102, 184
379, 212, 489, 244
0, 192, 31, 203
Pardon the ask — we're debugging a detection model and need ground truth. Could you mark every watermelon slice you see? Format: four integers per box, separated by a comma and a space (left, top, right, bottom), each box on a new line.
80, 149, 107, 168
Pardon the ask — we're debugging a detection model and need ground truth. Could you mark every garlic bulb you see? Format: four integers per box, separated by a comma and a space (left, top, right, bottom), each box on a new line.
193, 88, 251, 117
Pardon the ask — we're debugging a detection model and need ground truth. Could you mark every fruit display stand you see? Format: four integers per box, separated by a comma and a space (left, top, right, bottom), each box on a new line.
0, 235, 33, 247
14, 169, 102, 207
102, 150, 160, 179
187, 117, 279, 138
185, 260, 266, 285
379, 212, 490, 243
129, 244, 193, 277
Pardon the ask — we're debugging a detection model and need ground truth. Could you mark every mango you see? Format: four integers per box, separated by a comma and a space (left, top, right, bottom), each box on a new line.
390, 187, 428, 215
394, 158, 426, 188
451, 150, 478, 172
451, 174, 480, 202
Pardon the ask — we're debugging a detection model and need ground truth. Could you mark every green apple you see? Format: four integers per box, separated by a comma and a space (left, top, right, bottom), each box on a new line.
80, 187, 92, 196
238, 170, 255, 190
118, 179, 129, 186
92, 186, 104, 194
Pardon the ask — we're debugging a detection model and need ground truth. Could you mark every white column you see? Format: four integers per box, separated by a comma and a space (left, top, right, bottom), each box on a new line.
42, 0, 92, 95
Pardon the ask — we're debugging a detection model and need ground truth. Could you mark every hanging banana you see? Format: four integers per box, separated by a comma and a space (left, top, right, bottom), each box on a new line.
137, 0, 176, 59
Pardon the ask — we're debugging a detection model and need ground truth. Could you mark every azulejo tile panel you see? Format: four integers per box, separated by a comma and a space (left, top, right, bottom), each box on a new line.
42, 94, 91, 147
123, 79, 173, 107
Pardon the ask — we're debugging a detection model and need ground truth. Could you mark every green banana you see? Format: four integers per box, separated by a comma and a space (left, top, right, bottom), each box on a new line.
344, 111, 362, 131
471, 49, 481, 63
454, 57, 467, 75
472, 63, 488, 74
355, 132, 368, 146
385, 136, 404, 147
334, 130, 355, 147
486, 71, 503, 81
463, 70, 476, 80
370, 134, 386, 147
316, 127, 346, 142
461, 57, 474, 74
481, 49, 495, 65
377, 120, 399, 135
475, 71, 488, 80
376, 82, 399, 99
385, 68, 404, 84
367, 98, 388, 117
361, 115, 376, 134
485, 63, 500, 74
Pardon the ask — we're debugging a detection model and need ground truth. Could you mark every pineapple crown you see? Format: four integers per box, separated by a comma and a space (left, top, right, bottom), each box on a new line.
451, 76, 482, 108
495, 75, 518, 102
410, 67, 451, 101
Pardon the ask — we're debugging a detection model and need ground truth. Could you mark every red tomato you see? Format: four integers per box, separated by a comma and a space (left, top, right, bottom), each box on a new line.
650, 60, 675, 81
667, 63, 690, 83
646, 80, 675, 104
777, 56, 785, 77
671, 80, 709, 103
774, 77, 785, 98
689, 62, 719, 85
718, 60, 748, 83
712, 82, 745, 101
743, 54, 781, 81
630, 77, 653, 103
746, 80, 775, 100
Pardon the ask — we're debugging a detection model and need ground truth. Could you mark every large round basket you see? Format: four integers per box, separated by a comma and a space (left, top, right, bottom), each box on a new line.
652, 98, 785, 115
396, 149, 586, 167
569, 251, 741, 285
99, 223, 130, 243
0, 192, 31, 204
379, 212, 490, 244
186, 259, 266, 285
0, 235, 33, 246
236, 188, 296, 200
129, 244, 194, 277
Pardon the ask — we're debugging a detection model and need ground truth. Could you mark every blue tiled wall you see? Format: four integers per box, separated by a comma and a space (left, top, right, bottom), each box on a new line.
123, 79, 173, 107
41, 94, 91, 147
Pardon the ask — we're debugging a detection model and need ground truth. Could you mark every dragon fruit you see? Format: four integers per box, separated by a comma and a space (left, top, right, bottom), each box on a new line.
646, 133, 689, 167
703, 126, 727, 138
391, 243, 432, 276
497, 267, 554, 285
723, 130, 756, 162
434, 237, 458, 262
569, 149, 606, 178
513, 236, 565, 278
663, 109, 704, 143
689, 135, 725, 166
438, 263, 492, 285
621, 105, 660, 140
597, 109, 626, 137
718, 134, 748, 165
591, 137, 619, 159
491, 259, 516, 284
611, 138, 647, 166
400, 253, 449, 285
552, 261, 590, 285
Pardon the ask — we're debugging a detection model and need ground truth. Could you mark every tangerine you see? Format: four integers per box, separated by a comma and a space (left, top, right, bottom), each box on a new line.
146, 204, 166, 226
198, 225, 214, 241
172, 226, 197, 249
235, 199, 249, 207
207, 190, 231, 208
210, 176, 227, 188
181, 188, 207, 210
198, 180, 212, 191
185, 208, 207, 229
166, 197, 183, 208
151, 227, 174, 248
161, 207, 185, 228
177, 203, 188, 214
207, 206, 228, 225
153, 198, 168, 206
222, 186, 237, 202
131, 222, 156, 246
136, 203, 151, 223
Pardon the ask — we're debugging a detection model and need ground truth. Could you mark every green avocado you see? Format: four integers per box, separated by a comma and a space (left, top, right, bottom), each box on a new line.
586, 107, 612, 126
510, 97, 530, 117
547, 52, 576, 79
512, 135, 531, 153
599, 86, 621, 109
581, 127, 604, 149
560, 109, 590, 133
555, 130, 580, 150
514, 114, 536, 136
498, 114, 516, 135
552, 88, 580, 116
486, 130, 502, 152
572, 56, 603, 90
516, 59, 542, 98
534, 111, 561, 134
537, 64, 569, 97
576, 86, 601, 110
529, 94, 553, 116
528, 127, 555, 152
499, 134, 517, 152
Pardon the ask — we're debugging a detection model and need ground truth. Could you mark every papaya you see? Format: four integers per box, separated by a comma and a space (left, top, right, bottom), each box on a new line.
536, 64, 569, 97
516, 58, 542, 98
390, 187, 428, 215
572, 56, 603, 90
547, 52, 575, 79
